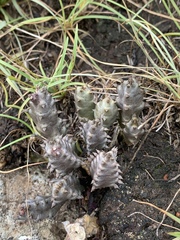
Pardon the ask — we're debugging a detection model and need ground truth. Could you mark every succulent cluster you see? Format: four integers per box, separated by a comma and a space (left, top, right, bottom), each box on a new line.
89, 148, 123, 192
116, 77, 144, 145
29, 88, 67, 139
19, 78, 144, 222
18, 196, 61, 221
74, 85, 124, 192
51, 175, 83, 207
75, 79, 144, 147
74, 85, 118, 127
80, 119, 109, 154
45, 135, 81, 177
94, 96, 118, 128
74, 85, 95, 120
18, 88, 83, 220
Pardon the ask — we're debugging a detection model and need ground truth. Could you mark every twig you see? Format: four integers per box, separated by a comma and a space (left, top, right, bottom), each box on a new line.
168, 174, 180, 182
128, 211, 180, 232
133, 193, 180, 234
143, 153, 165, 164
156, 188, 180, 236
0, 161, 47, 174
145, 169, 154, 180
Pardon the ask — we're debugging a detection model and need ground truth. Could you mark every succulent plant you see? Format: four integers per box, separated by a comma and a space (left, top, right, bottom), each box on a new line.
29, 88, 67, 139
122, 114, 144, 146
116, 77, 144, 124
21, 86, 132, 222
89, 147, 123, 191
51, 175, 83, 207
94, 96, 118, 128
18, 196, 61, 221
45, 135, 82, 177
74, 85, 95, 120
80, 119, 110, 154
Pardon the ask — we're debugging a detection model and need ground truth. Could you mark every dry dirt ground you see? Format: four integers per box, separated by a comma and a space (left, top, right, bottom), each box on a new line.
0, 1, 180, 240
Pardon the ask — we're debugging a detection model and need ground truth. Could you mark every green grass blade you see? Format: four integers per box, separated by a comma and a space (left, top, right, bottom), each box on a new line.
168, 232, 180, 237
0, 134, 32, 151
6, 76, 24, 100
65, 24, 79, 83
0, 114, 33, 132
11, 0, 28, 19
0, 59, 34, 81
